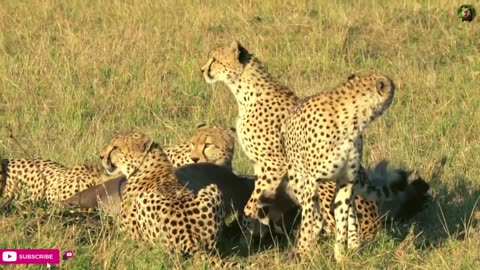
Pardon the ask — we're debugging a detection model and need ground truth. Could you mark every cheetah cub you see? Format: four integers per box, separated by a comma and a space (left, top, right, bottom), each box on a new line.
282, 71, 395, 261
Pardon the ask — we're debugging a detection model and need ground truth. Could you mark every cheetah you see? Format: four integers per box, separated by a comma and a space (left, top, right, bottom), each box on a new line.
201, 42, 403, 260
200, 42, 402, 230
62, 124, 236, 217
0, 124, 234, 205
164, 123, 236, 169
282, 71, 395, 261
99, 132, 236, 268
0, 158, 119, 202
257, 161, 429, 241
201, 41, 298, 223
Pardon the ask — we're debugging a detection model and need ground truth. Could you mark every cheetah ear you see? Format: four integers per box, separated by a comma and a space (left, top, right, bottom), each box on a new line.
228, 127, 237, 138
196, 123, 207, 129
375, 77, 392, 95
229, 41, 240, 57
347, 73, 356, 80
141, 134, 154, 153
230, 41, 251, 65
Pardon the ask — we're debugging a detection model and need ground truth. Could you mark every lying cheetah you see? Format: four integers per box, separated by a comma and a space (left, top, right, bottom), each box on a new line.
164, 123, 236, 169
257, 161, 428, 242
200, 42, 402, 236
0, 158, 117, 202
99, 132, 236, 268
0, 124, 235, 205
282, 71, 395, 261
64, 160, 429, 246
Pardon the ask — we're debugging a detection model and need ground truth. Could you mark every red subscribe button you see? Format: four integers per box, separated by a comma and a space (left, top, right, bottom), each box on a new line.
0, 249, 60, 265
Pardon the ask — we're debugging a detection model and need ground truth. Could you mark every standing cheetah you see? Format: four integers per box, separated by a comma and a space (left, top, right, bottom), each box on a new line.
99, 132, 236, 268
200, 42, 401, 227
201, 41, 298, 223
282, 71, 395, 261
201, 41, 406, 260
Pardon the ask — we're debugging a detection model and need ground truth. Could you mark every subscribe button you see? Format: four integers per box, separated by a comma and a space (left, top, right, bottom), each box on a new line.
0, 249, 60, 264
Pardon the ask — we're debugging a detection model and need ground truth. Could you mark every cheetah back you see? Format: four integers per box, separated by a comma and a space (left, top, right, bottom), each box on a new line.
1, 158, 112, 202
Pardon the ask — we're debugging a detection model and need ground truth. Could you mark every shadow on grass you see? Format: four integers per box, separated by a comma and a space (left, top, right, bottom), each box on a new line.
216, 211, 300, 259
382, 156, 480, 251
218, 156, 480, 260
3, 156, 479, 266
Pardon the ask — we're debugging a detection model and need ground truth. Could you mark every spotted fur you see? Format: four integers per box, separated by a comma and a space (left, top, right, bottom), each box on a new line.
282, 71, 395, 261
201, 41, 298, 224
201, 41, 399, 262
0, 158, 117, 202
164, 124, 236, 169
99, 132, 236, 268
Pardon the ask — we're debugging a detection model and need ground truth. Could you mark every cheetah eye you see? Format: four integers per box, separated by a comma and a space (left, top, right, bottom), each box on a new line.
109, 146, 119, 155
204, 143, 213, 148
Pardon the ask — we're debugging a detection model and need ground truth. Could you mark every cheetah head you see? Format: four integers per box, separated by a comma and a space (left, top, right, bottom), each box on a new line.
189, 124, 236, 168
348, 71, 396, 119
200, 41, 251, 84
99, 132, 153, 178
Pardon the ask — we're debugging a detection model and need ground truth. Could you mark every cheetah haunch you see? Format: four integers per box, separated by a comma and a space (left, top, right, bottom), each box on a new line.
282, 71, 395, 260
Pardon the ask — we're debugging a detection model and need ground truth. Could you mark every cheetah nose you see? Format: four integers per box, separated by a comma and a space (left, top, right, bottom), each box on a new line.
99, 155, 103, 160
200, 67, 205, 73
191, 157, 200, 163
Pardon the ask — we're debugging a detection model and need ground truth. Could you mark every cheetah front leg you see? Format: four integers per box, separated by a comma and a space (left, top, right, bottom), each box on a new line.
346, 145, 361, 250
333, 183, 356, 262
333, 149, 361, 262
244, 161, 287, 225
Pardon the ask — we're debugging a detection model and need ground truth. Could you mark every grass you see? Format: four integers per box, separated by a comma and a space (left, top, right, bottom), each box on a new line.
1, 0, 480, 268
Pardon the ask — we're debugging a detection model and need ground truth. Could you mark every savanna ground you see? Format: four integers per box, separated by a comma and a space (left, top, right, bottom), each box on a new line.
1, 0, 480, 269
